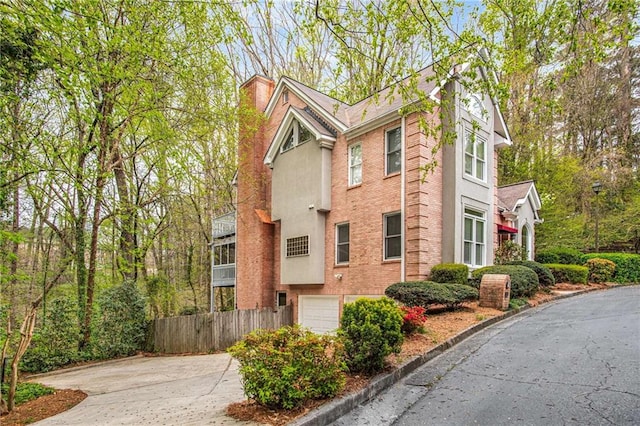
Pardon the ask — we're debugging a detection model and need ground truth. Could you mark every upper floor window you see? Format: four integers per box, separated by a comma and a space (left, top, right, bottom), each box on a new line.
281, 120, 312, 153
464, 130, 486, 181
286, 235, 309, 257
463, 208, 485, 267
349, 143, 362, 186
386, 127, 401, 175
384, 212, 402, 260
336, 223, 350, 264
465, 93, 488, 121
213, 242, 235, 266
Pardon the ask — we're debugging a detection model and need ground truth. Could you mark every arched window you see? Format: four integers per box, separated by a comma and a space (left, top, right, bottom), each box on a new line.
521, 225, 531, 260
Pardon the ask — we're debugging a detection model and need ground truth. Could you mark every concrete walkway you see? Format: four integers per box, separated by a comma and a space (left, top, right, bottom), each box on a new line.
30, 353, 256, 425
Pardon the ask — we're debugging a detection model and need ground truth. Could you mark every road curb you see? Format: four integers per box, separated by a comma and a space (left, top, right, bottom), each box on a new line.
290, 287, 604, 426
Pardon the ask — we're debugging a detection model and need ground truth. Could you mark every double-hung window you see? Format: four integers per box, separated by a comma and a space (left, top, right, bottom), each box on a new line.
384, 212, 402, 260
385, 127, 401, 175
464, 130, 486, 181
463, 208, 485, 267
349, 143, 362, 186
336, 223, 350, 264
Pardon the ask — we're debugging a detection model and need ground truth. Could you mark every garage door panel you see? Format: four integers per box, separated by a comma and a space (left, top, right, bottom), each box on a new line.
299, 296, 339, 334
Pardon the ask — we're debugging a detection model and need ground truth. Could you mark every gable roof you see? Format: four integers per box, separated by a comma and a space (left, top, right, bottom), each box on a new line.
497, 181, 541, 212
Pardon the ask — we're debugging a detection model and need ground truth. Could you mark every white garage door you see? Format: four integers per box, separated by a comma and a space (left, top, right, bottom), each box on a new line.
299, 295, 340, 334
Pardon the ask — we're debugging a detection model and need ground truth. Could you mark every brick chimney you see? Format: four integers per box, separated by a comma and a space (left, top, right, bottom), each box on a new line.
236, 75, 276, 309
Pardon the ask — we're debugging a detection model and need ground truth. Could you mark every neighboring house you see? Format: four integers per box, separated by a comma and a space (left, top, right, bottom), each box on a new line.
496, 180, 543, 260
212, 58, 541, 331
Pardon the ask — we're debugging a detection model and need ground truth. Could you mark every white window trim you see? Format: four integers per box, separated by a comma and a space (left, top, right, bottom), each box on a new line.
335, 222, 350, 265
464, 93, 488, 122
280, 120, 312, 154
464, 129, 487, 182
385, 126, 401, 175
463, 207, 486, 268
383, 212, 402, 260
348, 142, 362, 186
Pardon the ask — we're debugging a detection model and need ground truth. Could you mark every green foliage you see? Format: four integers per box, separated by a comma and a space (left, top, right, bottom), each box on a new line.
92, 280, 147, 359
338, 298, 403, 375
545, 264, 589, 285
21, 298, 81, 373
145, 275, 176, 318
505, 260, 556, 287
583, 253, 640, 283
429, 263, 469, 285
384, 281, 478, 310
1, 382, 54, 406
508, 298, 528, 310
228, 325, 345, 409
535, 247, 585, 265
471, 265, 539, 298
584, 258, 616, 283
494, 240, 525, 265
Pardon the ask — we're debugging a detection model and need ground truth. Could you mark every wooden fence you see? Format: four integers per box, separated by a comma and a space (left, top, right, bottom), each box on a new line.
149, 305, 293, 354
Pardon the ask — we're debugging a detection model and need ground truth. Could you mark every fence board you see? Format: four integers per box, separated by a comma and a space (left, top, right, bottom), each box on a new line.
150, 305, 293, 354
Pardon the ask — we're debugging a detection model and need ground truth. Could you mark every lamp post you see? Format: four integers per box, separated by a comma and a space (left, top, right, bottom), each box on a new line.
592, 182, 602, 252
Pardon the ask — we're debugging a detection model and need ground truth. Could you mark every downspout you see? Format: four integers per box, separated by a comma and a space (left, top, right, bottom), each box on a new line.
401, 116, 406, 282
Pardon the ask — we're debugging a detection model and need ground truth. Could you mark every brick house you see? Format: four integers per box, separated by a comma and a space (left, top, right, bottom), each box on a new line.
211, 61, 541, 332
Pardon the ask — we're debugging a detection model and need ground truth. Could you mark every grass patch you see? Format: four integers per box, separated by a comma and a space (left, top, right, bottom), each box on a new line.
509, 298, 528, 310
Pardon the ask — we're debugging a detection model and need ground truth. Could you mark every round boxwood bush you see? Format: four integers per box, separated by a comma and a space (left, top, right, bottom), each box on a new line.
506, 260, 555, 287
471, 265, 539, 298
429, 263, 469, 285
385, 281, 478, 310
338, 297, 403, 375
584, 258, 616, 283
228, 325, 346, 409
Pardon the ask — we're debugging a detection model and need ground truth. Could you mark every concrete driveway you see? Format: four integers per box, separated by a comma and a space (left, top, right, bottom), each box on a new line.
30, 353, 256, 425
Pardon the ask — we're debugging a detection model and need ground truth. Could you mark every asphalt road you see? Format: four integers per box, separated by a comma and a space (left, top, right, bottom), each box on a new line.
332, 286, 640, 426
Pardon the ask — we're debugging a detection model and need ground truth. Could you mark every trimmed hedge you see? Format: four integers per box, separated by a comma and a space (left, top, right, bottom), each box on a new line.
584, 258, 616, 283
505, 260, 555, 287
385, 281, 478, 310
471, 265, 539, 298
545, 264, 589, 285
582, 253, 640, 283
535, 247, 584, 265
429, 263, 469, 285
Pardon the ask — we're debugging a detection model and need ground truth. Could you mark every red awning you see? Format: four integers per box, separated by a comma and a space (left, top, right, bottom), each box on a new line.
497, 224, 518, 234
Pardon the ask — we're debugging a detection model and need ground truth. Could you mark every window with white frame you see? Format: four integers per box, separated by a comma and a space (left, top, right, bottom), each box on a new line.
463, 208, 485, 267
286, 235, 309, 257
336, 223, 350, 264
384, 212, 402, 260
385, 127, 401, 175
465, 94, 488, 121
521, 224, 530, 259
349, 143, 362, 186
464, 130, 486, 181
280, 120, 312, 153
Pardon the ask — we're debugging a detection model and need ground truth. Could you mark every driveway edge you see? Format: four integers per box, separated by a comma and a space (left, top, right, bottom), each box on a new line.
290, 288, 604, 426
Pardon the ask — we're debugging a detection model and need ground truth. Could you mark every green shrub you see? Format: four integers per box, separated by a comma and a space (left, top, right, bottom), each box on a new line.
494, 240, 525, 264
339, 298, 403, 375
1, 382, 54, 406
92, 280, 148, 359
535, 247, 584, 265
385, 281, 478, 310
505, 260, 556, 287
584, 258, 616, 283
471, 265, 539, 298
582, 253, 640, 283
21, 298, 81, 373
228, 325, 345, 409
429, 263, 469, 285
545, 264, 589, 284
